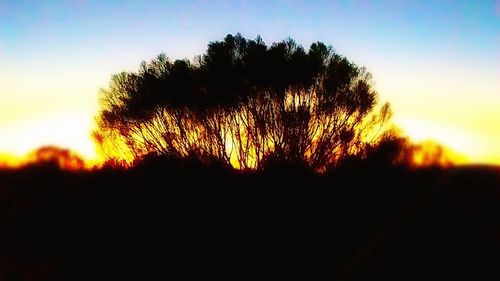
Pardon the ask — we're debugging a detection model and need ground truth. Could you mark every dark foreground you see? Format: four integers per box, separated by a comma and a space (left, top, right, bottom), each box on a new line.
0, 162, 499, 280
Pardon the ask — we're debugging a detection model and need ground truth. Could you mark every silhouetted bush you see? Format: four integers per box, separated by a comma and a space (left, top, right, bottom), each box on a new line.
94, 33, 393, 171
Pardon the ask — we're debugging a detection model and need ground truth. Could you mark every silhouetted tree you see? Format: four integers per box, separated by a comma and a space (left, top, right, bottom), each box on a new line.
94, 33, 392, 171
26, 146, 85, 170
411, 140, 456, 167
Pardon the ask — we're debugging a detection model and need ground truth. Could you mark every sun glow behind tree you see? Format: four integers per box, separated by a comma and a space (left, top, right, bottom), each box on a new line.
93, 34, 400, 171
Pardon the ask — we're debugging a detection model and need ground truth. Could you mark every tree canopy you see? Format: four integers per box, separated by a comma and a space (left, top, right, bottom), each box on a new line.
94, 33, 394, 171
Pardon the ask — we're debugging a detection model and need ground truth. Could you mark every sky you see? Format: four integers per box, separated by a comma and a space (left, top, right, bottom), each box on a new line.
0, 0, 499, 164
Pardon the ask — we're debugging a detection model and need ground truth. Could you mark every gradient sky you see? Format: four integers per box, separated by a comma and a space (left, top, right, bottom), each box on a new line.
1, 0, 499, 164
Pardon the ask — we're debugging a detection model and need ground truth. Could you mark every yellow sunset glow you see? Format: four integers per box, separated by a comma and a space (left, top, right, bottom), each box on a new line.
1, 72, 499, 166
1, 1, 498, 167
398, 118, 497, 164
0, 113, 97, 161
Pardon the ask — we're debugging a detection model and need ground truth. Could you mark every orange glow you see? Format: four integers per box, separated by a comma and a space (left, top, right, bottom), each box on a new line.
0, 146, 91, 170
374, 66, 500, 166
2, 56, 499, 168
0, 113, 98, 167
25, 146, 86, 170
0, 107, 496, 169
0, 97, 489, 171
397, 117, 499, 165
0, 153, 23, 168
410, 140, 468, 168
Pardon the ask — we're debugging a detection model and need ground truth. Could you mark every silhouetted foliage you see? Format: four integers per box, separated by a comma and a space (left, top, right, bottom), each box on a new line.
94, 33, 392, 170
25, 146, 85, 170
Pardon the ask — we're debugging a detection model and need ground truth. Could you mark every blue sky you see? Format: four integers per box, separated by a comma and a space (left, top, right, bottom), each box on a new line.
0, 0, 499, 162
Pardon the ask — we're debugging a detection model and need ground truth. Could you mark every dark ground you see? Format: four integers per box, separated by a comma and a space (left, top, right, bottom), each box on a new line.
0, 161, 499, 280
